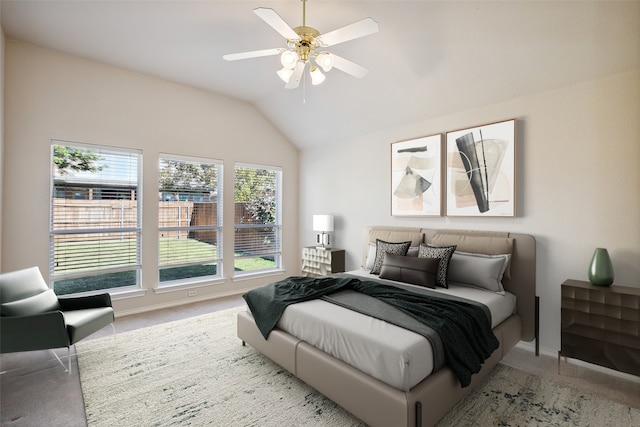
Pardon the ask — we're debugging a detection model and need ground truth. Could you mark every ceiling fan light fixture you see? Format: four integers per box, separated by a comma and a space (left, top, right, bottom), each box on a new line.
280, 50, 299, 69
310, 66, 326, 86
223, 2, 379, 92
315, 52, 334, 72
277, 67, 294, 83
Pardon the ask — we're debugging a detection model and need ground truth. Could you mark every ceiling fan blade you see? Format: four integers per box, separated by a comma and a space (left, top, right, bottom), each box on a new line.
223, 48, 283, 61
254, 7, 300, 41
318, 18, 379, 47
285, 62, 305, 89
330, 54, 369, 78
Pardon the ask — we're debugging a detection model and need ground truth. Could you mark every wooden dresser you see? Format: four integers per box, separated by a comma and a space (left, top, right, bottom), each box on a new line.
560, 279, 640, 376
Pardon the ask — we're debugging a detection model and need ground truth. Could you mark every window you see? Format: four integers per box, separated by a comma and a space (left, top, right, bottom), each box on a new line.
234, 163, 282, 275
158, 155, 223, 285
50, 141, 142, 295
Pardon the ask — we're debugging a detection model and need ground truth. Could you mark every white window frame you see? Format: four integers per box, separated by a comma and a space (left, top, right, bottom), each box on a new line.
49, 140, 142, 295
233, 163, 283, 278
157, 154, 223, 287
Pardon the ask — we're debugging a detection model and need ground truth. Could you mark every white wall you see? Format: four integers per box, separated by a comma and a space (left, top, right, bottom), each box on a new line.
300, 68, 640, 355
2, 40, 300, 314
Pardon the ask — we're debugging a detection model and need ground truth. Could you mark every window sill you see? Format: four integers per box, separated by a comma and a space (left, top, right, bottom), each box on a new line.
154, 277, 227, 294
110, 288, 147, 300
231, 269, 286, 283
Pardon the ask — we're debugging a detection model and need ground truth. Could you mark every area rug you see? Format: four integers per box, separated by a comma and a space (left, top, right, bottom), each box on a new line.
77, 306, 640, 427
439, 363, 640, 427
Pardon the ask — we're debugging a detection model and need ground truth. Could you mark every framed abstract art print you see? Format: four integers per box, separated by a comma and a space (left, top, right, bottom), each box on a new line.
445, 119, 516, 217
391, 134, 443, 216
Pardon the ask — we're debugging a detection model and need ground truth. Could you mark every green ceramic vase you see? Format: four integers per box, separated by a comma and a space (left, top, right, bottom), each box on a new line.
588, 248, 614, 286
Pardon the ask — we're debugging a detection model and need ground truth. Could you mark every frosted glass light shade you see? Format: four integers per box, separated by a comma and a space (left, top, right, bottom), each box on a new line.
280, 51, 299, 69
315, 52, 334, 72
310, 66, 326, 85
277, 67, 294, 83
313, 215, 334, 232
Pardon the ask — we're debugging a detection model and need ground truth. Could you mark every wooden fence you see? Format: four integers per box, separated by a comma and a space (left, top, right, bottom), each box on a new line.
52, 200, 269, 253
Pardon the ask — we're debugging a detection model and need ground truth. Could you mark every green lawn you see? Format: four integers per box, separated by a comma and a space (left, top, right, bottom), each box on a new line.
54, 238, 275, 295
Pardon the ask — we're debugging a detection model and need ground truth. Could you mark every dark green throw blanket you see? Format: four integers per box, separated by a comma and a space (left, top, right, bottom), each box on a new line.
243, 276, 499, 387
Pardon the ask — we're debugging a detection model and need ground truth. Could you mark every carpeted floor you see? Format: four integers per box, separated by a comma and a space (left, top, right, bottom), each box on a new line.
75, 306, 640, 427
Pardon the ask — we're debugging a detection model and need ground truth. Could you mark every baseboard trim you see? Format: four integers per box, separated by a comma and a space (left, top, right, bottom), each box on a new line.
114, 290, 245, 318
515, 341, 640, 384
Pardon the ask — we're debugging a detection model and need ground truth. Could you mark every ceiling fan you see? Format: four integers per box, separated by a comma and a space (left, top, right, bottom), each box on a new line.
223, 0, 379, 89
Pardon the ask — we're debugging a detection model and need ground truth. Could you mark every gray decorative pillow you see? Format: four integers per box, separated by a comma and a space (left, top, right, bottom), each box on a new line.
371, 239, 412, 275
418, 243, 456, 288
448, 251, 511, 293
379, 253, 439, 288
406, 246, 419, 257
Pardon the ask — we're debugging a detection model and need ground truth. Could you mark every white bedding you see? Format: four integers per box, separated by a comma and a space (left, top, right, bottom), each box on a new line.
275, 269, 516, 391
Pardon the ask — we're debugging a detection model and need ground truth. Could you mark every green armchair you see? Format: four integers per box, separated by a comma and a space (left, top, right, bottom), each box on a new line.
0, 266, 115, 372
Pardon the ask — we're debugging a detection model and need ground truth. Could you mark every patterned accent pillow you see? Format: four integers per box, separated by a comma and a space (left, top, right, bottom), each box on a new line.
418, 243, 457, 288
365, 243, 419, 270
370, 239, 412, 275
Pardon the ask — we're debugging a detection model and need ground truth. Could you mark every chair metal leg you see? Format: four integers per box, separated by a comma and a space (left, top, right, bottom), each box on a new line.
64, 323, 116, 374
50, 347, 71, 374
108, 322, 117, 347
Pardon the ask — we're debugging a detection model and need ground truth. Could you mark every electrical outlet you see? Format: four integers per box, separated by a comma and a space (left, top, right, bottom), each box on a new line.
188, 290, 197, 297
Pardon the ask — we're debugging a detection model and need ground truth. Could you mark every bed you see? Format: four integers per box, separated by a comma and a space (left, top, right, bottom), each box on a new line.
237, 227, 537, 427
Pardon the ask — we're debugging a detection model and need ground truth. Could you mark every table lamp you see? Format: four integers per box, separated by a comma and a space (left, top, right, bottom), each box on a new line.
313, 214, 334, 249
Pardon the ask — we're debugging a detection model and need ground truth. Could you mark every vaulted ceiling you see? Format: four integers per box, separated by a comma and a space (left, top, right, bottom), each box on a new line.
2, 1, 639, 149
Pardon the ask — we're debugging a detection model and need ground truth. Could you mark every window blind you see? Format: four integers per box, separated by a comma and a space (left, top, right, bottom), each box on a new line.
50, 141, 142, 294
158, 155, 223, 283
234, 163, 282, 273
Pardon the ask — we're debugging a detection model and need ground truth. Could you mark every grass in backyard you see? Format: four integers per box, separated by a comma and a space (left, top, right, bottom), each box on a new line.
54, 270, 137, 295
54, 238, 276, 295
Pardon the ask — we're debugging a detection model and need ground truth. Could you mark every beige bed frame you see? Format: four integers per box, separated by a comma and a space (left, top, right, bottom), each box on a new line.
237, 227, 537, 427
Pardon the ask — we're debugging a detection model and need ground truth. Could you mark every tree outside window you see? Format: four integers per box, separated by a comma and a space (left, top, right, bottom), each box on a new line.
234, 164, 282, 274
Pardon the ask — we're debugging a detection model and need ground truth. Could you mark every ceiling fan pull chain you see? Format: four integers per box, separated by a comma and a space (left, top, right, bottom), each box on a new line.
303, 71, 307, 104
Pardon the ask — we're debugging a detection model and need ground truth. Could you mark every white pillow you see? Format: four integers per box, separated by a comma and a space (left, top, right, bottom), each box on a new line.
447, 251, 511, 293
364, 243, 377, 270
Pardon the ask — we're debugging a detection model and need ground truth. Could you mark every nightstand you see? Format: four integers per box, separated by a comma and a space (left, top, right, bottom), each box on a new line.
301, 247, 345, 277
559, 279, 640, 376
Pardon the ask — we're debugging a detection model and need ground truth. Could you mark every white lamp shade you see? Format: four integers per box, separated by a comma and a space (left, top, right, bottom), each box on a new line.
309, 66, 326, 86
313, 214, 334, 232
315, 52, 334, 72
277, 67, 294, 83
280, 50, 299, 69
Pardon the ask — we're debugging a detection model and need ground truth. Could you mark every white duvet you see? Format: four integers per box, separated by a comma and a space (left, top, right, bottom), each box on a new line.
275, 270, 516, 391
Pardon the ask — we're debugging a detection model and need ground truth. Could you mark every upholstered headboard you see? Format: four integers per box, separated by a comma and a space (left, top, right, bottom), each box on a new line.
362, 226, 537, 342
